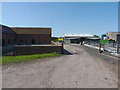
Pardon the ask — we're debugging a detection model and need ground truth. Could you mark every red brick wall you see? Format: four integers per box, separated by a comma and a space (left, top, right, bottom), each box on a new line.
15, 34, 51, 45
2, 33, 15, 46
40, 34, 51, 44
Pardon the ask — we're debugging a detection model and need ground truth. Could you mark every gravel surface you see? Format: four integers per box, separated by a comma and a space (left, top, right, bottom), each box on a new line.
2, 44, 118, 88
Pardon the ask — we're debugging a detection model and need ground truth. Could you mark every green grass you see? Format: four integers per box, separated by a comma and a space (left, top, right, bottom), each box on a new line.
1, 53, 62, 65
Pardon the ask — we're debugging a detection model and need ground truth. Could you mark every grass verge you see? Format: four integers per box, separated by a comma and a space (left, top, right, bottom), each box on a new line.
1, 53, 62, 65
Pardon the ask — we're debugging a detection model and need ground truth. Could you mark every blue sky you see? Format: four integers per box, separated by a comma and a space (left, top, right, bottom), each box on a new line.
2, 2, 118, 37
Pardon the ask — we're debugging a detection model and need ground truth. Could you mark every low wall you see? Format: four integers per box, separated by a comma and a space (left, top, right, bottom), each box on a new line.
2, 45, 14, 56
13, 45, 62, 56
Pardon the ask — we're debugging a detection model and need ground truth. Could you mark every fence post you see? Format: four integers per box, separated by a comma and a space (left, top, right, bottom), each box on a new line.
61, 41, 64, 54
117, 34, 120, 54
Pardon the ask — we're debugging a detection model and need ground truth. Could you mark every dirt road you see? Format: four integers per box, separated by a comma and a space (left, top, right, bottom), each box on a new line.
2, 44, 118, 88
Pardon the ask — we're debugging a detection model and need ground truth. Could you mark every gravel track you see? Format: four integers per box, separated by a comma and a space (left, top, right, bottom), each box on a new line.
2, 44, 118, 88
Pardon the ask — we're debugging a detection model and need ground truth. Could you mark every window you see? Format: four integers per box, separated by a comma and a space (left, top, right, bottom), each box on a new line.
31, 39, 35, 44
2, 39, 5, 46
20, 40, 23, 43
14, 39, 16, 44
8, 39, 10, 45
19, 40, 23, 45
26, 40, 28, 45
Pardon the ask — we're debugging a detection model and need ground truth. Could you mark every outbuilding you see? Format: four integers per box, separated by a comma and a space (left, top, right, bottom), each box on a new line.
63, 33, 93, 44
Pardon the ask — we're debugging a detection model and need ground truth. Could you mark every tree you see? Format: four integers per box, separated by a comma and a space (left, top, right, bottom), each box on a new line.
52, 37, 62, 42
93, 35, 99, 38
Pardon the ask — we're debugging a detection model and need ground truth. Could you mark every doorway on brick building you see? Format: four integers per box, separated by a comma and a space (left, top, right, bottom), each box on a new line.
31, 39, 35, 44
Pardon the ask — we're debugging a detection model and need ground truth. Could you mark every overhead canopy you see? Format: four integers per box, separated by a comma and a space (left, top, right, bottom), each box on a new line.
87, 37, 100, 40
63, 33, 93, 38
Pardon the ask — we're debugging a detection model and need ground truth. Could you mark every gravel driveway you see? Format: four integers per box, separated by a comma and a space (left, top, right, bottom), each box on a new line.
2, 44, 118, 88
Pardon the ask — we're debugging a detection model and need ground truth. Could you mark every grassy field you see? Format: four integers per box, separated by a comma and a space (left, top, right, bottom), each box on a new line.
1, 53, 62, 65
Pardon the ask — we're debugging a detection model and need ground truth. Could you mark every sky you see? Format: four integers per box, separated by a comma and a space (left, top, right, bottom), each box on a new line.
2, 2, 118, 37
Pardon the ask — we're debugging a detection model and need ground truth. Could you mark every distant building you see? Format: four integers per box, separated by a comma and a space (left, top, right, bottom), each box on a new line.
63, 33, 93, 44
106, 32, 120, 41
117, 34, 120, 44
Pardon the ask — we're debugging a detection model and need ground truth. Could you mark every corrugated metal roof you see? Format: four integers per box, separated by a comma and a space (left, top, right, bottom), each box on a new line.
63, 33, 93, 37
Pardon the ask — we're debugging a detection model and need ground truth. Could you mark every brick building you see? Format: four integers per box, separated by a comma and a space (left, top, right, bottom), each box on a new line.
2, 25, 16, 47
11, 27, 51, 45
2, 25, 52, 47
1, 25, 63, 56
106, 32, 120, 41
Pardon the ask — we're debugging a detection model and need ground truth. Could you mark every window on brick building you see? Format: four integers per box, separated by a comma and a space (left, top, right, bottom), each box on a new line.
8, 39, 10, 45
20, 40, 23, 43
26, 40, 28, 45
2, 39, 5, 46
14, 39, 16, 44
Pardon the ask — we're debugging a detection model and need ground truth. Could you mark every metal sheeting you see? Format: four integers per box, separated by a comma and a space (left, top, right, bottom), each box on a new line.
63, 33, 93, 38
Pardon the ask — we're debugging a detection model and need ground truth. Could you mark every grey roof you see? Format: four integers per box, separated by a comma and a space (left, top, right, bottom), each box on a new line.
1, 25, 16, 34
